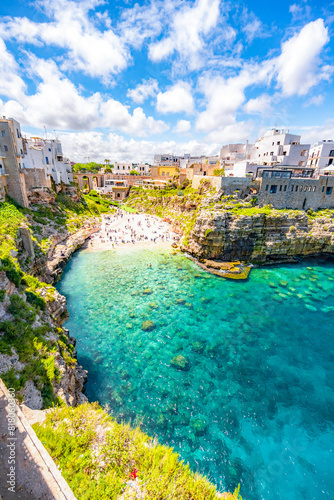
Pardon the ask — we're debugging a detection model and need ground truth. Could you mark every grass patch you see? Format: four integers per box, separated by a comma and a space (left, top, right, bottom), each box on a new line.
34, 403, 242, 500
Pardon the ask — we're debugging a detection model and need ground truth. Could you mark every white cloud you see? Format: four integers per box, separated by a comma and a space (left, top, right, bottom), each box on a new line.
240, 8, 267, 43
0, 0, 129, 81
196, 70, 262, 133
0, 38, 26, 100
117, 2, 163, 49
243, 94, 273, 115
304, 95, 324, 107
1, 54, 168, 137
275, 19, 332, 96
148, 0, 220, 70
156, 82, 194, 114
295, 120, 334, 145
50, 130, 221, 163
101, 100, 168, 137
127, 79, 159, 104
174, 120, 191, 133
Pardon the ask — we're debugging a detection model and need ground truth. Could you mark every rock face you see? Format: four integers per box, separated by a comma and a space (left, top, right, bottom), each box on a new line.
183, 210, 334, 263
44, 223, 100, 283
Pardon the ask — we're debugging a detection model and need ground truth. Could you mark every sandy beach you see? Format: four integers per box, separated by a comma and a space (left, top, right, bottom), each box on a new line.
84, 210, 180, 251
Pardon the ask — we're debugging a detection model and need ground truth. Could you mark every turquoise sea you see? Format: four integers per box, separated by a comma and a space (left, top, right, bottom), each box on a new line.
57, 248, 334, 500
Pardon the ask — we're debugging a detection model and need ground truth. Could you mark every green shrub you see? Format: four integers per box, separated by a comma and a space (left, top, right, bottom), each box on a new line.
6, 267, 23, 286
8, 294, 36, 323
289, 225, 296, 232
26, 291, 46, 311
0, 290, 6, 301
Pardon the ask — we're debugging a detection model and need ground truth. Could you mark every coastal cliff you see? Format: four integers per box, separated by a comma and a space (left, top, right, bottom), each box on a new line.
126, 185, 334, 265
0, 191, 109, 409
182, 209, 334, 263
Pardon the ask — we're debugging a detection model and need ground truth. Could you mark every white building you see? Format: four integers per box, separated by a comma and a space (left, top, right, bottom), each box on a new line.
113, 162, 132, 175
132, 163, 151, 175
250, 129, 310, 167
153, 154, 181, 166
307, 141, 334, 174
180, 156, 220, 168
24, 137, 73, 184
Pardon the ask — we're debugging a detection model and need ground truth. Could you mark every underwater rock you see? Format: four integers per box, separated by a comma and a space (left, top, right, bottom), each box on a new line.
141, 320, 156, 331
192, 341, 205, 353
170, 355, 190, 371
190, 415, 209, 436
148, 302, 158, 309
142, 288, 153, 295
175, 298, 186, 305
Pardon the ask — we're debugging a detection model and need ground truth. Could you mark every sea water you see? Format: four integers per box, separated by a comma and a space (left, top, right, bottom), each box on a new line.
57, 248, 334, 500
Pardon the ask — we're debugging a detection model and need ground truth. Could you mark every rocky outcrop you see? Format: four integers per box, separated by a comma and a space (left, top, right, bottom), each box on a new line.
44, 222, 100, 283
182, 209, 334, 263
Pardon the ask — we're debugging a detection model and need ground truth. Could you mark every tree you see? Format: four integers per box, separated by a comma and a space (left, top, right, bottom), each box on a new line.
213, 168, 225, 176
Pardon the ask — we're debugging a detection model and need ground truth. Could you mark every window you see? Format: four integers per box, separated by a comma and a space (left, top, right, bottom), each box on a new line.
4, 145, 8, 152
265, 184, 269, 191
48, 148, 51, 152
295, 185, 298, 191
326, 187, 333, 195
270, 152, 274, 156
300, 186, 303, 191
277, 141, 280, 145
304, 186, 307, 192
313, 186, 316, 192
45, 156, 49, 164
270, 185, 277, 193
279, 185, 282, 191
284, 185, 287, 192
1, 130, 5, 136
272, 142, 274, 146
329, 150, 334, 157
309, 186, 312, 192
322, 186, 325, 192
283, 151, 287, 155
329, 159, 333, 165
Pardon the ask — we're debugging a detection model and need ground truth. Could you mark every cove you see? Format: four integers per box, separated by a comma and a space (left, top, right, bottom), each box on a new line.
57, 248, 334, 500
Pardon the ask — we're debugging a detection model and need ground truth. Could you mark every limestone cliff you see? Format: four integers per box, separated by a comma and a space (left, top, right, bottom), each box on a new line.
182, 209, 334, 263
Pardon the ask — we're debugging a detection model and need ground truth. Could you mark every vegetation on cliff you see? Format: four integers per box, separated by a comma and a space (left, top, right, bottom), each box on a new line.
0, 191, 115, 407
34, 403, 241, 500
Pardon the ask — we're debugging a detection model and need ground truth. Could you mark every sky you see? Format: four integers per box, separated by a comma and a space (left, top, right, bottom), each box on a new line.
0, 0, 333, 163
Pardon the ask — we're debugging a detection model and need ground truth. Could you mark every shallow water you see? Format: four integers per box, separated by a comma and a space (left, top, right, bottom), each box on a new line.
58, 248, 334, 499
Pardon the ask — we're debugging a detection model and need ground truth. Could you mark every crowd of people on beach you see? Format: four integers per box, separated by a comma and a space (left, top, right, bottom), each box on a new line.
87, 210, 178, 249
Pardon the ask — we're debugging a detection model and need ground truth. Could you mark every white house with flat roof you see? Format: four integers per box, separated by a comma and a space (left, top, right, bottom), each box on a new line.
307, 141, 334, 174
25, 137, 73, 184
250, 129, 310, 167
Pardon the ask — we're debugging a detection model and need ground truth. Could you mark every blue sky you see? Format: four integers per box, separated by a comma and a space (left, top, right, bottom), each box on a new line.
0, 0, 333, 162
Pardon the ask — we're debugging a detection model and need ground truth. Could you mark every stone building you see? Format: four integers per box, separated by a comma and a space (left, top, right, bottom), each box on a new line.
0, 117, 29, 207
258, 170, 334, 210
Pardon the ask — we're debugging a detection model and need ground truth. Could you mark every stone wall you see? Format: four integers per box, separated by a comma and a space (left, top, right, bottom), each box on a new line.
259, 175, 334, 210
192, 175, 254, 194
23, 167, 48, 190
0, 379, 76, 500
